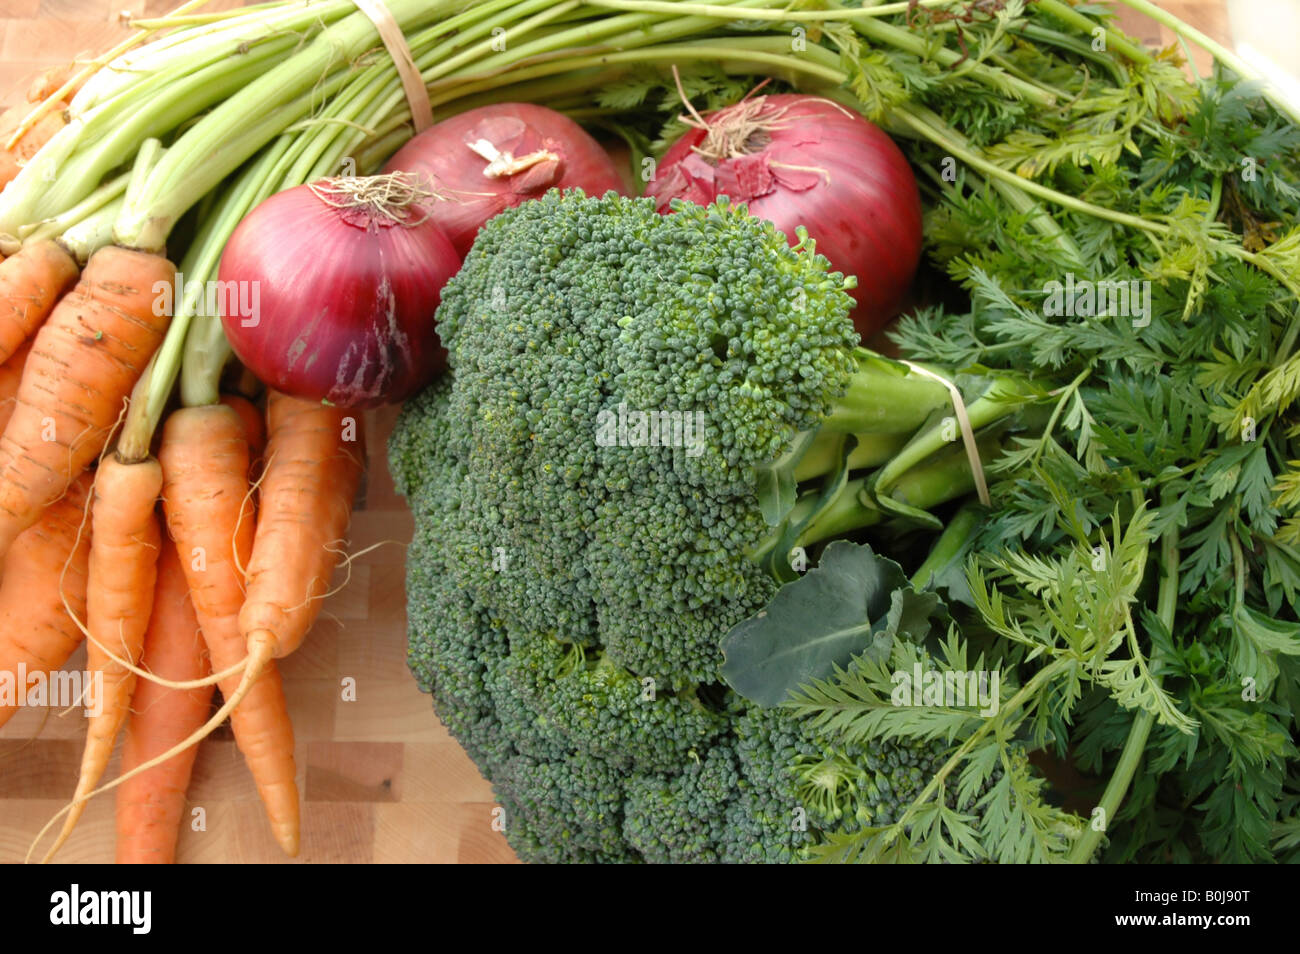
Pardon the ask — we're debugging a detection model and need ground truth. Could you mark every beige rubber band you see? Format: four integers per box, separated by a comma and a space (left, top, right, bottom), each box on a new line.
900, 360, 992, 506
350, 0, 433, 133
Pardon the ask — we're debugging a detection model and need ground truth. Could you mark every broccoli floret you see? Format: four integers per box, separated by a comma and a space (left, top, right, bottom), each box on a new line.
623, 746, 740, 863
405, 192, 860, 685
726, 705, 821, 863
493, 750, 633, 863
391, 191, 971, 863
501, 634, 728, 773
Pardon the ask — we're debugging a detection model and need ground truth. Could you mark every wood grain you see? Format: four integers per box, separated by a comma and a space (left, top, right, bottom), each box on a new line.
0, 0, 1245, 865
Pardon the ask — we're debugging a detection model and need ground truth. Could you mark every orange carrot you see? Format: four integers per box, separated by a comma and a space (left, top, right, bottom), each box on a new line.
0, 103, 68, 192
50, 454, 163, 854
240, 392, 365, 663
116, 531, 214, 864
0, 245, 173, 561
158, 404, 299, 856
0, 470, 92, 731
28, 64, 85, 105
220, 392, 266, 460
0, 337, 34, 433
0, 240, 79, 364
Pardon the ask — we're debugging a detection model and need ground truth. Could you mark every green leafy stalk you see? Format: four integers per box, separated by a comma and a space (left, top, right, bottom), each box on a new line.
1116, 0, 1300, 126
1067, 524, 1180, 863
114, 0, 453, 250
910, 503, 982, 590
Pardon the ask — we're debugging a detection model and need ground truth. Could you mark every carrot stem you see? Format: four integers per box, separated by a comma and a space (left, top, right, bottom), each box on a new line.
3, 0, 215, 150
56, 197, 124, 265
18, 170, 129, 250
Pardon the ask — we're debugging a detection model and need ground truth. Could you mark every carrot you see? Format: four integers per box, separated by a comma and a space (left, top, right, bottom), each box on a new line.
115, 531, 214, 864
0, 240, 79, 364
0, 470, 92, 731
0, 103, 68, 192
158, 403, 299, 856
0, 245, 173, 561
28, 64, 85, 105
240, 392, 365, 663
47, 454, 163, 856
0, 338, 34, 433
220, 392, 266, 460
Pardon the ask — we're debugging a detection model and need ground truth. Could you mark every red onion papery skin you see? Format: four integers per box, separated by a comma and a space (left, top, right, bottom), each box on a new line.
645, 94, 923, 340
382, 103, 628, 258
218, 180, 460, 409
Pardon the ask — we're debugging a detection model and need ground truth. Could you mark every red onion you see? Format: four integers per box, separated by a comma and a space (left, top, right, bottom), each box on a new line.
218, 173, 460, 409
383, 102, 627, 257
645, 94, 923, 339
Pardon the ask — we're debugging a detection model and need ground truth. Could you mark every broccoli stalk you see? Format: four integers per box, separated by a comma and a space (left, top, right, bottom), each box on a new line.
748, 363, 1039, 579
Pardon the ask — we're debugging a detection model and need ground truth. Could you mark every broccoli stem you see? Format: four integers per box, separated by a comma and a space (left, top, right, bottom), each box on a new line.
788, 352, 1035, 492
909, 503, 982, 590
755, 349, 1003, 534
884, 427, 1007, 510
792, 476, 882, 547
871, 381, 1036, 497
817, 350, 951, 435
792, 429, 908, 483
749, 409, 1022, 575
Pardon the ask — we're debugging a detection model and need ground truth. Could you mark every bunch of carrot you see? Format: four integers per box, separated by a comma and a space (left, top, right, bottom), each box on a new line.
4, 369, 367, 862
0, 64, 368, 857
0, 1, 384, 854
89, 390, 364, 862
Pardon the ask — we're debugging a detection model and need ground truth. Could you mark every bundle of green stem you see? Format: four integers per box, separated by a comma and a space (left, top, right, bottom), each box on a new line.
2, 0, 1298, 862
5, 0, 1295, 253
4, 0, 1296, 446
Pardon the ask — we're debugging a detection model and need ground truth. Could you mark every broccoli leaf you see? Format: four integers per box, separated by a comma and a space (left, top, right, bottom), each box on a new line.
755, 430, 818, 527
721, 541, 944, 706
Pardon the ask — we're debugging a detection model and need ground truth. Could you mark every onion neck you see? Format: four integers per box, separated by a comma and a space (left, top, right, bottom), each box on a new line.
308, 172, 436, 228
692, 95, 779, 162
466, 137, 560, 179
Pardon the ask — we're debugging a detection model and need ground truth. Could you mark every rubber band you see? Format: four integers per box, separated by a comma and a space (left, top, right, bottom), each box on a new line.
900, 360, 991, 506
349, 0, 433, 133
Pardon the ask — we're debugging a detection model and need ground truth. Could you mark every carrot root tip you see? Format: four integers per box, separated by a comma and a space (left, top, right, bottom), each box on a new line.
246, 628, 279, 659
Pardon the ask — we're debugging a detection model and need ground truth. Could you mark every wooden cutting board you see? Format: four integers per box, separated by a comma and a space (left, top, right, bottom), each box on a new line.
0, 0, 1236, 865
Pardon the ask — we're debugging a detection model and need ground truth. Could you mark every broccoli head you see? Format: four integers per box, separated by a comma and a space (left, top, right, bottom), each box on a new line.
391, 190, 973, 863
